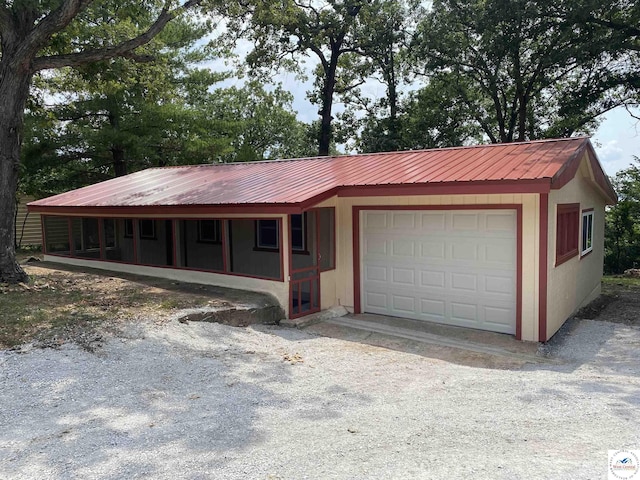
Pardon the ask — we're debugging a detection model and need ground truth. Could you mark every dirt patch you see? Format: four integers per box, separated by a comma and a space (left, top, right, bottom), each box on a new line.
0, 260, 280, 350
595, 279, 640, 325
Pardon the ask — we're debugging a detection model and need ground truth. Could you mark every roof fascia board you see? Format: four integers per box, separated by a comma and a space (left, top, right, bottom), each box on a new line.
550, 140, 617, 204
336, 180, 551, 198
27, 204, 303, 216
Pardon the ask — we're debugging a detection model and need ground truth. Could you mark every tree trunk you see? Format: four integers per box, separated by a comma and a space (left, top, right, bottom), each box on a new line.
386, 45, 399, 151
108, 108, 127, 177
112, 145, 127, 177
0, 59, 31, 283
318, 56, 338, 157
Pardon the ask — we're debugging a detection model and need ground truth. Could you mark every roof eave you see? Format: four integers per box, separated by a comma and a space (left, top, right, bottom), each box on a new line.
550, 139, 618, 205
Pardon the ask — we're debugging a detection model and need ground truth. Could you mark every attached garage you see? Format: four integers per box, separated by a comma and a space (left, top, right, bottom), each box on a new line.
359, 208, 518, 334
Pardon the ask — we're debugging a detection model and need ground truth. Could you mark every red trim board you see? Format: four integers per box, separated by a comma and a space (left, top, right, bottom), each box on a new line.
538, 194, 549, 342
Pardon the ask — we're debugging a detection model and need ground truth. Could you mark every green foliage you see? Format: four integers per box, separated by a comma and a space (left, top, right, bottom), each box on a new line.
221, 0, 375, 155
411, 0, 637, 143
605, 159, 640, 274
340, 0, 422, 152
357, 72, 484, 152
203, 81, 318, 162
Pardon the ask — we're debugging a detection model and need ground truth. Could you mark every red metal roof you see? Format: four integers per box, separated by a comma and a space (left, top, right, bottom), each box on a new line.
28, 137, 617, 212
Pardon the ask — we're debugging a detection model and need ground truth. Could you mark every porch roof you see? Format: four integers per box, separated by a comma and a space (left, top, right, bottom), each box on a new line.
28, 137, 616, 214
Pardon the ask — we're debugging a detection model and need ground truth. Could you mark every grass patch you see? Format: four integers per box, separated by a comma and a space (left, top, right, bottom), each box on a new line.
602, 275, 640, 289
0, 284, 103, 348
0, 279, 106, 348
0, 266, 215, 349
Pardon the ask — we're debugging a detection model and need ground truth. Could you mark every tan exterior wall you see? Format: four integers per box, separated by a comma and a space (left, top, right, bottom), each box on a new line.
16, 196, 42, 247
319, 193, 541, 341
546, 156, 607, 339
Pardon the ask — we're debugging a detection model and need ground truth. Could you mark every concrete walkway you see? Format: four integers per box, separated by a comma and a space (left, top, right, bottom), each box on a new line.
305, 313, 548, 368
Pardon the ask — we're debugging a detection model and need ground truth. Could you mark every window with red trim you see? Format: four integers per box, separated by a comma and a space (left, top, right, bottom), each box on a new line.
556, 203, 579, 265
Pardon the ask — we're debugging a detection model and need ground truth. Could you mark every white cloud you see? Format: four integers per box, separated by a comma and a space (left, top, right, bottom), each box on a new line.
592, 107, 640, 177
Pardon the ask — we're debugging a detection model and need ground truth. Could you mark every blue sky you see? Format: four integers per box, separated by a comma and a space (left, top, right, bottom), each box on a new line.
591, 107, 640, 177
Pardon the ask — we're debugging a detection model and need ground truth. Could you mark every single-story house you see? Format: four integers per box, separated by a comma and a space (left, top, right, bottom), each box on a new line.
28, 137, 616, 342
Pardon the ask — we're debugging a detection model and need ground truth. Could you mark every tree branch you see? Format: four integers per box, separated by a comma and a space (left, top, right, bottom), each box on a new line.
19, 0, 93, 61
32, 0, 201, 72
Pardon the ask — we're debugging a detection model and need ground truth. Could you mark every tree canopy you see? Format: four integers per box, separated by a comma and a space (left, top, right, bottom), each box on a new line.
410, 0, 638, 143
605, 159, 640, 274
2, 0, 640, 284
0, 0, 210, 282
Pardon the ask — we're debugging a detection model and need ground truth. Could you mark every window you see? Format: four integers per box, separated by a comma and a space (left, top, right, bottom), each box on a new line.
103, 219, 116, 248
291, 214, 307, 252
556, 204, 579, 266
124, 219, 134, 238
198, 220, 221, 243
256, 219, 279, 249
139, 219, 156, 239
581, 210, 594, 256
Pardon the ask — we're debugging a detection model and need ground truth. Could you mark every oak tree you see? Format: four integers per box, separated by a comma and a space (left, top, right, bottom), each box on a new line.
0, 0, 206, 283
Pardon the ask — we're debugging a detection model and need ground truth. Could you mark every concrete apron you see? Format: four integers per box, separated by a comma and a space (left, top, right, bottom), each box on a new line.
301, 312, 554, 368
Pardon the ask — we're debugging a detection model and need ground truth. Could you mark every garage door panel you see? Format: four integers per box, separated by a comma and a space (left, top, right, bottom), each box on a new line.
420, 270, 446, 288
364, 212, 388, 228
392, 212, 417, 228
364, 264, 387, 282
391, 239, 415, 257
364, 237, 387, 255
419, 241, 446, 260
420, 298, 446, 318
485, 212, 516, 232
365, 291, 388, 309
484, 275, 515, 296
392, 294, 416, 313
450, 272, 478, 292
485, 242, 516, 264
450, 243, 479, 262
420, 213, 446, 230
484, 306, 515, 331
362, 209, 517, 334
451, 213, 479, 230
391, 267, 415, 286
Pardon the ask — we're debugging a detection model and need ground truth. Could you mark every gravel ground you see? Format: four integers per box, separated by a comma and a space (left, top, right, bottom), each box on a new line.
1, 317, 639, 479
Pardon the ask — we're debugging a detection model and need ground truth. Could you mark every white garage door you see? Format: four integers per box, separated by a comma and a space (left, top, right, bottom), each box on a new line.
361, 209, 517, 334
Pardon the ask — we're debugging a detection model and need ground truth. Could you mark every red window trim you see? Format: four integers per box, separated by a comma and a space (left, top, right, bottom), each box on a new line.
555, 203, 580, 266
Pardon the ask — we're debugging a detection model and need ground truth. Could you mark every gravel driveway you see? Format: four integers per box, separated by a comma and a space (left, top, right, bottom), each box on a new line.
1, 315, 639, 479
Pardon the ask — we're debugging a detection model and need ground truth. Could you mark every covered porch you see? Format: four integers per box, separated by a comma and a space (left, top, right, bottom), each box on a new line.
40, 207, 336, 319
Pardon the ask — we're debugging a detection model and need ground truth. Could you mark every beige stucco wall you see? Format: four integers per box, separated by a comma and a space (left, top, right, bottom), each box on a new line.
316, 193, 541, 341
546, 156, 607, 339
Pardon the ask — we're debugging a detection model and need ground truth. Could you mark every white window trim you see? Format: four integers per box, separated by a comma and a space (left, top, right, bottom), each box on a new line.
581, 210, 594, 256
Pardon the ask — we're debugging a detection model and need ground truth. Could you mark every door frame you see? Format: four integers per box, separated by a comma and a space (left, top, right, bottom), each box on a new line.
289, 209, 322, 318
352, 204, 523, 339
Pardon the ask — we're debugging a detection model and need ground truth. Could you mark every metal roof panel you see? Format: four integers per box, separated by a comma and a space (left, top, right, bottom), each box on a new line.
30, 137, 609, 209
